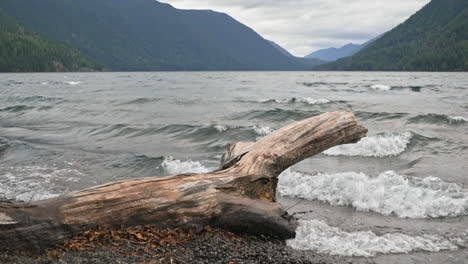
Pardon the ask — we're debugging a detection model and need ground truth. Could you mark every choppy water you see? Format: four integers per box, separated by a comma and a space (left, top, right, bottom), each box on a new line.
0, 72, 467, 263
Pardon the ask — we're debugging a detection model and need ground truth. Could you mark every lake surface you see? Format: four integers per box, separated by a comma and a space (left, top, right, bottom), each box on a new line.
0, 72, 467, 263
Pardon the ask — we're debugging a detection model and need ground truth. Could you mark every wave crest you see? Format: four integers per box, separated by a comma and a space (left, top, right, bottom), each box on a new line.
409, 114, 468, 125
64, 81, 82, 85
0, 105, 34, 113
370, 84, 392, 91
324, 132, 412, 157
161, 156, 213, 175
287, 220, 461, 257
253, 126, 273, 137
278, 170, 468, 218
120, 98, 161, 105
235, 109, 321, 122
449, 116, 468, 123
259, 97, 330, 105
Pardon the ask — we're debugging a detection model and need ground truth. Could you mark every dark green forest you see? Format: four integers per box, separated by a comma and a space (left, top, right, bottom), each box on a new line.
0, 0, 466, 72
315, 0, 468, 71
0, 0, 304, 71
0, 9, 102, 72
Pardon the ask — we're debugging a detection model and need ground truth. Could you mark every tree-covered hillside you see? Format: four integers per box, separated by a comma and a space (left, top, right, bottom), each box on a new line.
0, 9, 102, 72
316, 0, 468, 71
0, 0, 304, 71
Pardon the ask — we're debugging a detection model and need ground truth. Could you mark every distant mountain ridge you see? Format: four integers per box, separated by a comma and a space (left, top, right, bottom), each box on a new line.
305, 43, 363, 62
268, 40, 326, 68
305, 35, 381, 62
0, 0, 305, 71
316, 0, 468, 71
0, 8, 102, 72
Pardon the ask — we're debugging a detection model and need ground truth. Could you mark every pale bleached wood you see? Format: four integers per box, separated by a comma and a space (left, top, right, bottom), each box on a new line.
0, 111, 367, 249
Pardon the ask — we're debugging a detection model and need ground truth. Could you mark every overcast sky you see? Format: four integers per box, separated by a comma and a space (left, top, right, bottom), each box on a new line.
161, 0, 430, 56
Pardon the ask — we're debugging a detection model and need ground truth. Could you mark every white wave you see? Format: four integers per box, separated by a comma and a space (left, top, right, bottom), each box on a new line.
302, 98, 330, 105
323, 132, 412, 157
0, 166, 82, 202
259, 97, 330, 105
65, 81, 82, 85
214, 125, 228, 132
371, 84, 392, 91
449, 116, 468, 123
287, 220, 460, 257
161, 156, 212, 175
278, 170, 468, 218
253, 125, 273, 137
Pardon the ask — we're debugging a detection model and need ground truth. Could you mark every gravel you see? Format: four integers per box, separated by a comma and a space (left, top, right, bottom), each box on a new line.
0, 232, 368, 264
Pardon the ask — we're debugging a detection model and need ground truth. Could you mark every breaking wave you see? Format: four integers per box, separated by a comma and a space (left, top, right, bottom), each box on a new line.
214, 125, 228, 132
449, 116, 468, 123
259, 97, 331, 105
370, 84, 392, 91
161, 156, 213, 175
408, 114, 468, 125
323, 132, 413, 157
370, 84, 428, 92
278, 170, 468, 218
65, 81, 82, 85
253, 126, 273, 136
287, 220, 462, 257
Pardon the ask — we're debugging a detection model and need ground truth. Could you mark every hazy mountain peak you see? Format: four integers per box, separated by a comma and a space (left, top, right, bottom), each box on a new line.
305, 42, 365, 62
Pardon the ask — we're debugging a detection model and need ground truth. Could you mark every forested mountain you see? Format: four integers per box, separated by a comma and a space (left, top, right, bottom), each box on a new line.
316, 0, 468, 71
0, 9, 102, 72
0, 0, 304, 71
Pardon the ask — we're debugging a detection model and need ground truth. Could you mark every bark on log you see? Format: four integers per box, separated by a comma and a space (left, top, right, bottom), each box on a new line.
0, 111, 367, 250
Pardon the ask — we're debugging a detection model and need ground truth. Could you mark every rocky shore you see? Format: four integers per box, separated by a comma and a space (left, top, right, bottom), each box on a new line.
0, 226, 364, 264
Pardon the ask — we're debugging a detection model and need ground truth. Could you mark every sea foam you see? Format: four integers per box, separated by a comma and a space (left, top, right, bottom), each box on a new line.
161, 156, 213, 175
287, 219, 461, 257
323, 132, 412, 157
65, 81, 82, 85
214, 125, 228, 132
449, 116, 468, 123
278, 170, 468, 218
0, 166, 82, 202
253, 125, 273, 136
371, 84, 392, 91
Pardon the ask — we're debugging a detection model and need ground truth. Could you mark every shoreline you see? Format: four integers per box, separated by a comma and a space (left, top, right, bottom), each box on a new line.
0, 226, 360, 264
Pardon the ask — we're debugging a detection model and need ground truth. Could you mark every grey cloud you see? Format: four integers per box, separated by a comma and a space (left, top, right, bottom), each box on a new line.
162, 0, 430, 56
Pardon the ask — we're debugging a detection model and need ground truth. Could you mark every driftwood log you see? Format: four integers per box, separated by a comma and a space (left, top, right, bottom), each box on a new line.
0, 111, 367, 249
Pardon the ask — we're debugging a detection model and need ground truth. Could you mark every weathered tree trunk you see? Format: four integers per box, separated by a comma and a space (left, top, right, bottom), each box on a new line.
0, 111, 367, 249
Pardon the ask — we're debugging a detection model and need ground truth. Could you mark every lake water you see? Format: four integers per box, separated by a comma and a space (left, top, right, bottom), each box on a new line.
0, 72, 467, 263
